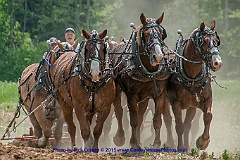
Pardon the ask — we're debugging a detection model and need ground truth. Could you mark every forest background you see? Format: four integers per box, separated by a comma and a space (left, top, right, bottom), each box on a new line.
0, 0, 239, 82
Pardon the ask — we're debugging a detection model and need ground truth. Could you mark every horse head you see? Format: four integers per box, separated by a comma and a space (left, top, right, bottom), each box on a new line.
47, 37, 58, 51
82, 29, 108, 82
137, 12, 165, 66
191, 20, 222, 71
55, 39, 79, 52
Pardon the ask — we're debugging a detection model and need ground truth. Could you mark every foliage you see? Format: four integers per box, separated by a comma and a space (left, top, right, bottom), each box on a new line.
222, 149, 233, 160
0, 0, 240, 81
208, 152, 215, 159
0, 81, 18, 112
189, 148, 200, 157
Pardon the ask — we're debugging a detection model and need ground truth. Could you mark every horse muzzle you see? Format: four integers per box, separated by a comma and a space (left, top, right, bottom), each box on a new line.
149, 44, 163, 66
211, 55, 222, 71
92, 75, 100, 82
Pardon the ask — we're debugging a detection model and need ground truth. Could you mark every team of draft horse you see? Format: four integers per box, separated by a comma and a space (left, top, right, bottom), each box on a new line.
16, 12, 222, 152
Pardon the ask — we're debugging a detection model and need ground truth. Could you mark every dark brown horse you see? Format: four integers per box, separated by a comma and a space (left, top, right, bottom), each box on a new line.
167, 20, 222, 150
109, 13, 175, 149
52, 29, 115, 151
18, 39, 78, 148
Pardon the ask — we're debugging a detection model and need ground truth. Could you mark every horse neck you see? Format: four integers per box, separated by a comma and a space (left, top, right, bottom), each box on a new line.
183, 40, 203, 78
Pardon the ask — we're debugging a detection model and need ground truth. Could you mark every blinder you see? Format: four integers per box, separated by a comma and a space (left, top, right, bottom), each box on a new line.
161, 25, 167, 40
215, 31, 220, 46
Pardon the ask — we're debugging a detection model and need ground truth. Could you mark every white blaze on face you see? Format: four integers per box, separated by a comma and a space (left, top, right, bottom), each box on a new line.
91, 43, 100, 82
210, 47, 222, 71
153, 38, 164, 65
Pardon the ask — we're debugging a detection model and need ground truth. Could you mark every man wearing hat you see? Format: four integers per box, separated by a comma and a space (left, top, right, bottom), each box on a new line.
65, 27, 80, 52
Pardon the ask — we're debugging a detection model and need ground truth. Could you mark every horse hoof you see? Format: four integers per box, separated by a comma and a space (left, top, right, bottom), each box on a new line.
38, 137, 47, 148
152, 143, 161, 149
113, 135, 125, 147
153, 140, 161, 149
130, 142, 142, 149
196, 136, 210, 150
165, 138, 175, 149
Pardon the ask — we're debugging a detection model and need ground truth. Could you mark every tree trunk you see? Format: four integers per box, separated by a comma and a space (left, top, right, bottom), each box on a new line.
86, 0, 90, 31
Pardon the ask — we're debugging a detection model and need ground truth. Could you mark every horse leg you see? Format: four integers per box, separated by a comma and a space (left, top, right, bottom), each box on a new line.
92, 106, 111, 152
86, 112, 94, 147
53, 110, 65, 148
122, 103, 129, 146
101, 105, 113, 148
190, 109, 201, 148
73, 110, 83, 148
162, 99, 175, 148
183, 107, 196, 150
136, 99, 149, 146
34, 105, 53, 148
58, 97, 76, 148
142, 101, 155, 148
113, 86, 125, 147
196, 100, 212, 150
172, 103, 184, 149
28, 114, 42, 139
74, 105, 91, 149
152, 95, 164, 149
128, 97, 141, 149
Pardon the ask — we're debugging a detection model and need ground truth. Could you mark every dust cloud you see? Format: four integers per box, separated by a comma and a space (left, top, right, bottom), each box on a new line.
110, 0, 201, 48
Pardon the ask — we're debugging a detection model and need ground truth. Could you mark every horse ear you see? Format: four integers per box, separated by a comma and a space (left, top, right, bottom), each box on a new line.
73, 38, 79, 50
107, 39, 115, 50
200, 22, 205, 32
156, 12, 164, 25
210, 20, 216, 30
82, 29, 91, 39
99, 29, 107, 39
119, 36, 124, 42
140, 13, 147, 25
56, 40, 64, 51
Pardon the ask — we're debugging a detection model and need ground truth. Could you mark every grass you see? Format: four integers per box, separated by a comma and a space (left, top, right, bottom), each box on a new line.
0, 81, 19, 112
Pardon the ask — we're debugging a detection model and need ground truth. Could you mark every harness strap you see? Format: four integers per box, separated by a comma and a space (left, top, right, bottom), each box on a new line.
153, 79, 159, 96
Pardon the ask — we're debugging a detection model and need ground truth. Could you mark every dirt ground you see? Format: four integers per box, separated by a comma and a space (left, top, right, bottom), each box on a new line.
0, 142, 203, 160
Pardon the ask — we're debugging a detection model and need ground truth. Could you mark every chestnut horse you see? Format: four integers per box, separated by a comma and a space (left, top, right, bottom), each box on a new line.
109, 13, 175, 149
18, 39, 78, 148
52, 29, 115, 151
167, 20, 222, 150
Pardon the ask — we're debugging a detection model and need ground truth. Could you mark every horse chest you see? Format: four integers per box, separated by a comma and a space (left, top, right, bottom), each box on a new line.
82, 81, 115, 112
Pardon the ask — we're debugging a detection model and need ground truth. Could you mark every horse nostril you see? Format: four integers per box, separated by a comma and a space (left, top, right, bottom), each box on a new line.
213, 61, 222, 69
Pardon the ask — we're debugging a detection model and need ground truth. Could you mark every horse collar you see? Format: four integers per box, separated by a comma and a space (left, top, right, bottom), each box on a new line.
174, 38, 211, 88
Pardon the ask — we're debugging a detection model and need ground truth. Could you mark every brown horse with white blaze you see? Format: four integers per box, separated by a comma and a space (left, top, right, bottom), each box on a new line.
52, 29, 115, 151
18, 39, 78, 148
110, 13, 175, 149
167, 20, 222, 150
